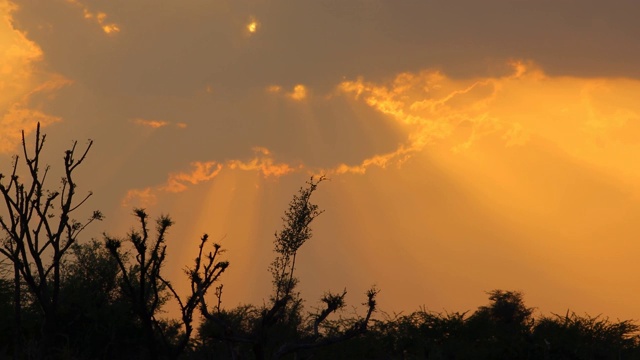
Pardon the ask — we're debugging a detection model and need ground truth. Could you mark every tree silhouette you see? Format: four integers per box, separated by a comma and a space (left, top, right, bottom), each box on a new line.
463, 290, 535, 359
0, 124, 103, 357
533, 311, 640, 359
57, 240, 143, 358
105, 209, 228, 359
199, 177, 379, 360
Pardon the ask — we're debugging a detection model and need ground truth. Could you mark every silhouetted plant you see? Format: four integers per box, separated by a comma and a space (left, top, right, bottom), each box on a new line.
105, 209, 228, 359
0, 123, 103, 357
57, 240, 144, 359
533, 311, 640, 360
0, 265, 13, 356
476, 290, 534, 330
462, 290, 535, 359
199, 176, 379, 360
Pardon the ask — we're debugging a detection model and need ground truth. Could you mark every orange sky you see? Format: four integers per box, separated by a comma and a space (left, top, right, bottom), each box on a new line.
2, 0, 640, 321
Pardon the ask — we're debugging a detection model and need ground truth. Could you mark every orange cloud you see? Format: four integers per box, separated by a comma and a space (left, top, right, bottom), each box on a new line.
339, 70, 498, 152
65, 0, 120, 35
0, 3, 40, 104
329, 147, 413, 175
266, 84, 308, 101
123, 60, 640, 206
503, 122, 530, 147
0, 3, 70, 154
121, 187, 156, 208
132, 118, 188, 129
133, 118, 169, 128
122, 161, 222, 208
266, 85, 282, 93
0, 105, 61, 153
332, 70, 496, 174
227, 147, 299, 178
335, 60, 640, 183
288, 84, 307, 101
122, 148, 298, 207
162, 161, 223, 193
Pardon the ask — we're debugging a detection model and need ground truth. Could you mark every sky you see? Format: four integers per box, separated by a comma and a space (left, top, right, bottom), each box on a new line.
2, 0, 640, 321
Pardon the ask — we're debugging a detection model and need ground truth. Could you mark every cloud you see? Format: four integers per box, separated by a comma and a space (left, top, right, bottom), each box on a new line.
121, 187, 156, 208
65, 0, 120, 35
266, 84, 308, 101
287, 85, 307, 101
227, 147, 300, 178
162, 161, 222, 193
122, 148, 298, 207
334, 60, 640, 181
0, 3, 41, 103
338, 69, 499, 151
124, 59, 640, 206
331, 68, 500, 173
0, 105, 60, 153
132, 118, 188, 129
133, 118, 169, 129
328, 147, 413, 175
266, 85, 282, 93
503, 123, 530, 147
0, 3, 70, 154
122, 161, 222, 208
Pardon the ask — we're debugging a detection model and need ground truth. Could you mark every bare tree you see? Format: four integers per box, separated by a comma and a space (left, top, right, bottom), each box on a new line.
0, 123, 103, 356
105, 209, 228, 359
163, 232, 229, 354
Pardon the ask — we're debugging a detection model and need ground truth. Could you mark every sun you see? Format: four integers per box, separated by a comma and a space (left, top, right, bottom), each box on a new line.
247, 20, 258, 34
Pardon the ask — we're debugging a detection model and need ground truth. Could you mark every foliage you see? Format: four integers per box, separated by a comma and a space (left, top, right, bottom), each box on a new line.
533, 311, 640, 359
270, 176, 324, 304
311, 291, 640, 360
58, 240, 144, 359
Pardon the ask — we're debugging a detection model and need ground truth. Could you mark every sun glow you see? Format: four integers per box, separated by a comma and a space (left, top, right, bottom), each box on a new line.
247, 18, 258, 35
184, 170, 271, 303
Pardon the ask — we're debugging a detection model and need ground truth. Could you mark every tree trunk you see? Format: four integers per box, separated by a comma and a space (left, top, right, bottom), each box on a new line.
13, 261, 22, 360
253, 343, 265, 360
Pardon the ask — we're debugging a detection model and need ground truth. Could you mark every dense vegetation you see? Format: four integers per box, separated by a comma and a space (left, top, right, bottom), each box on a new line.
1, 126, 639, 359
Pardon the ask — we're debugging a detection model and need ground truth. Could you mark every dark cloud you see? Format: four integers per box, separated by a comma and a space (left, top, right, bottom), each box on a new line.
13, 0, 640, 96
